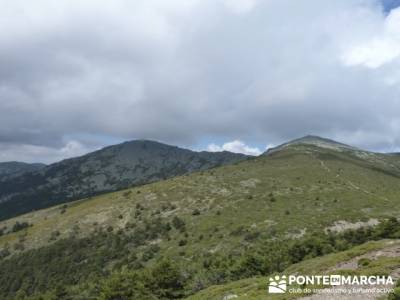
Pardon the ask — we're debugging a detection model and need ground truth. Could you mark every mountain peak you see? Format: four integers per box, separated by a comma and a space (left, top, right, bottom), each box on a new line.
290, 135, 352, 146
265, 135, 356, 154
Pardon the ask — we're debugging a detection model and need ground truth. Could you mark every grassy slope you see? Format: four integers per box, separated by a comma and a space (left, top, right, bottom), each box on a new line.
186, 239, 400, 300
1, 144, 400, 260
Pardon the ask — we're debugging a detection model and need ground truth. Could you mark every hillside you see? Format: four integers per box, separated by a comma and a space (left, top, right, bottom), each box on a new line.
0, 140, 247, 221
1, 137, 400, 299
187, 239, 400, 300
0, 162, 45, 178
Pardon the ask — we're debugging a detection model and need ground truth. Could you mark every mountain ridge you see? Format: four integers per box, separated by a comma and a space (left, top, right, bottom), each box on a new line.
265, 135, 358, 155
0, 135, 396, 221
0, 139, 248, 221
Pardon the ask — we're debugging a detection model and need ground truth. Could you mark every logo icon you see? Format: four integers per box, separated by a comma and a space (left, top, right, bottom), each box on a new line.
330, 275, 341, 286
268, 275, 287, 293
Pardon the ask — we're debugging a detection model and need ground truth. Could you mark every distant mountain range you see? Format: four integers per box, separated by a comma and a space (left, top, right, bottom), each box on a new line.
0, 140, 247, 221
1, 135, 400, 222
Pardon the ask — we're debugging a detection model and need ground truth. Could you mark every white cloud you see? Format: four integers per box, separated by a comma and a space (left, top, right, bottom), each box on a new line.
265, 144, 276, 151
221, 0, 258, 14
0, 141, 94, 164
341, 7, 400, 68
207, 140, 262, 156
2, 0, 400, 161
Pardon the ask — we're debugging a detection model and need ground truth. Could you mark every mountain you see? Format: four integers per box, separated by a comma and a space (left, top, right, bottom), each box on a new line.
266, 135, 400, 175
265, 135, 357, 154
0, 136, 400, 299
0, 140, 247, 221
0, 161, 45, 178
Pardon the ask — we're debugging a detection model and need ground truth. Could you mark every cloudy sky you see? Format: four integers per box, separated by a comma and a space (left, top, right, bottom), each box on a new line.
1, 0, 400, 163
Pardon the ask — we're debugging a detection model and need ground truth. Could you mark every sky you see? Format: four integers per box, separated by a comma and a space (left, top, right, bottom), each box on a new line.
1, 0, 400, 163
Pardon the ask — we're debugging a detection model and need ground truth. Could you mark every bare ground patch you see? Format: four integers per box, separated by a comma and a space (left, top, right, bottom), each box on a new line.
325, 219, 379, 233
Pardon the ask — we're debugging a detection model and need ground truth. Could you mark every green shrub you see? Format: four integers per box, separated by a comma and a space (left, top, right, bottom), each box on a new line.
388, 287, 400, 300
357, 257, 372, 267
12, 222, 30, 233
178, 239, 187, 247
148, 259, 186, 299
99, 271, 156, 300
172, 216, 186, 232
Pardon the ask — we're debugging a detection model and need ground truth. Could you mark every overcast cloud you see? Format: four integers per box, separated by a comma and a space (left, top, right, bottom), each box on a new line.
1, 0, 400, 163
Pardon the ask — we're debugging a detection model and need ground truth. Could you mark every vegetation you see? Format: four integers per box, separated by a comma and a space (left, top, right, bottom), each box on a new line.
0, 140, 247, 221
0, 217, 399, 299
0, 141, 400, 299
11, 222, 31, 233
389, 279, 400, 300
